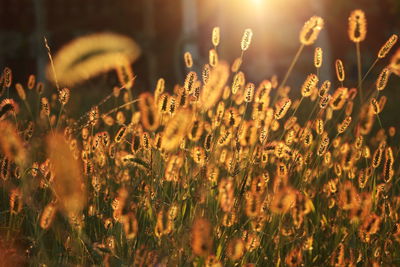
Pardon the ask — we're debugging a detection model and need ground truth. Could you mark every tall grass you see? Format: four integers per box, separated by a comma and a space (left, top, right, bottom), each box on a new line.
0, 9, 400, 267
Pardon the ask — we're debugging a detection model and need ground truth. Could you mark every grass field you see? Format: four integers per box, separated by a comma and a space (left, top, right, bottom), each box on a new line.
0, 9, 400, 266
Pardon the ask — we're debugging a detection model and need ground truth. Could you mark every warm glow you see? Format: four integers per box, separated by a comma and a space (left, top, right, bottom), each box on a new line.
1, 1, 399, 266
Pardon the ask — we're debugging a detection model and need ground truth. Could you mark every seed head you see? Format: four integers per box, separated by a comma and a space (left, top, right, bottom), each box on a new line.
241, 29, 253, 51
299, 16, 324, 45
348, 10, 367, 43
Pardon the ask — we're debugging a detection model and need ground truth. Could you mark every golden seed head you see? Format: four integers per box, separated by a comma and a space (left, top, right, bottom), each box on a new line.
200, 62, 229, 111
191, 218, 212, 256
379, 95, 387, 113
184, 71, 197, 93
40, 202, 57, 229
36, 82, 44, 95
202, 64, 211, 85
41, 97, 50, 116
345, 100, 353, 116
3, 67, 12, 88
335, 59, 345, 82
162, 109, 193, 151
168, 96, 176, 115
158, 93, 169, 114
155, 78, 165, 96
348, 9, 367, 43
15, 83, 26, 100
138, 92, 160, 131
232, 71, 245, 95
212, 26, 220, 47
337, 116, 352, 134
376, 67, 391, 91
378, 34, 398, 59
184, 51, 193, 68
47, 33, 141, 86
59, 87, 70, 105
231, 57, 242, 72
299, 16, 324, 45
241, 28, 253, 51
209, 48, 218, 67
1, 157, 11, 181
314, 47, 323, 68
285, 248, 303, 267
330, 87, 348, 110
315, 119, 324, 135
319, 80, 331, 97
115, 126, 128, 143
274, 98, 292, 120
244, 83, 255, 103
27, 74, 36, 90
227, 238, 245, 261
301, 74, 319, 97
9, 188, 23, 214
372, 147, 383, 168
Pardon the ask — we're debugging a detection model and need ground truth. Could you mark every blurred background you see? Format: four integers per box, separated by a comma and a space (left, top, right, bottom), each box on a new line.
0, 0, 399, 120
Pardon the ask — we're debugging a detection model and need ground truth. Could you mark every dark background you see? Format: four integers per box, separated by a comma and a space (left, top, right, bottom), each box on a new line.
1, 0, 399, 122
